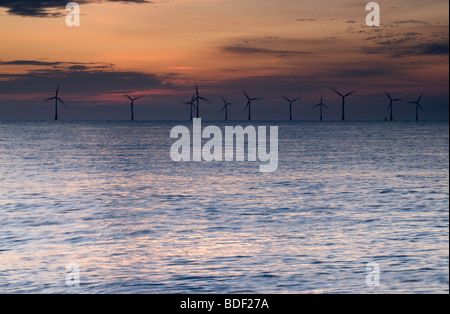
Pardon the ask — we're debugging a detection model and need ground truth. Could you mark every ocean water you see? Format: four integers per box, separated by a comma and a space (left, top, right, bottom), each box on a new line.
0, 120, 448, 294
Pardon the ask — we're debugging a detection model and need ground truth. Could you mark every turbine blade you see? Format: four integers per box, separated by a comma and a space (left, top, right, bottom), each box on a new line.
57, 97, 66, 105
418, 94, 423, 102
199, 97, 210, 103
323, 104, 330, 110
283, 96, 290, 102
332, 89, 344, 97
124, 93, 133, 101
385, 91, 392, 101
345, 90, 356, 97
243, 90, 250, 100
44, 97, 56, 102
293, 97, 301, 102
56, 84, 60, 97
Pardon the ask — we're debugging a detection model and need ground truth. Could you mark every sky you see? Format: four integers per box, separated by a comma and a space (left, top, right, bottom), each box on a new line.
0, 0, 448, 120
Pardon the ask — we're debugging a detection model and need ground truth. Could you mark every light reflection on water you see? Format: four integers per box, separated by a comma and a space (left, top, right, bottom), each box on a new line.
0, 121, 448, 293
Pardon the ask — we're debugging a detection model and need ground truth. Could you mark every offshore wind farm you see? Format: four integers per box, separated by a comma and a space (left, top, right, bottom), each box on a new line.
35, 84, 431, 121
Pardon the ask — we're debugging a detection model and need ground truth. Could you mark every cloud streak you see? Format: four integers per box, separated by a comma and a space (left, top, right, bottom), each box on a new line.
221, 45, 309, 57
0, 0, 151, 17
0, 60, 167, 95
0, 60, 63, 66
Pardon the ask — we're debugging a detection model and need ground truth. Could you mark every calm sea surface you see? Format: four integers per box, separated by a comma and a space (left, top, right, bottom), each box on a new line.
0, 121, 448, 294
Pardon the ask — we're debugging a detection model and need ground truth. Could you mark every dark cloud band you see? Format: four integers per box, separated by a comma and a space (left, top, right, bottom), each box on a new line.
0, 0, 151, 17
0, 60, 166, 94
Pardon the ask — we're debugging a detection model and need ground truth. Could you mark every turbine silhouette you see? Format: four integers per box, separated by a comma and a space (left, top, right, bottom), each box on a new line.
193, 85, 210, 118
124, 94, 142, 121
183, 94, 197, 121
221, 96, 234, 121
409, 94, 424, 121
44, 84, 66, 121
333, 89, 356, 121
243, 90, 261, 121
385, 91, 402, 121
313, 94, 329, 121
283, 96, 301, 121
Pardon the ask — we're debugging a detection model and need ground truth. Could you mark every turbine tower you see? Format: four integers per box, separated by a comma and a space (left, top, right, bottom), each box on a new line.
124, 94, 142, 121
283, 96, 301, 121
193, 85, 209, 118
221, 96, 234, 121
314, 94, 329, 121
409, 94, 424, 121
184, 94, 197, 121
44, 84, 65, 121
243, 90, 261, 121
333, 89, 356, 121
385, 91, 402, 121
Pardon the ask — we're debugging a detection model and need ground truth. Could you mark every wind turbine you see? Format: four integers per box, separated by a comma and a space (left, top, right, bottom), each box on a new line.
183, 94, 197, 121
409, 94, 424, 121
283, 96, 301, 121
124, 94, 143, 121
44, 84, 65, 121
333, 89, 356, 121
385, 91, 402, 121
243, 90, 261, 121
314, 94, 329, 121
193, 85, 209, 118
221, 96, 234, 121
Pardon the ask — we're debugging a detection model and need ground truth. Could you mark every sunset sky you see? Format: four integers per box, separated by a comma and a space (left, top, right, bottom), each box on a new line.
0, 0, 448, 120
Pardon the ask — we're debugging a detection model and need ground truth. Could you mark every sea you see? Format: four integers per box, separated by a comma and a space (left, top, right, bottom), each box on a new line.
0, 120, 448, 294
